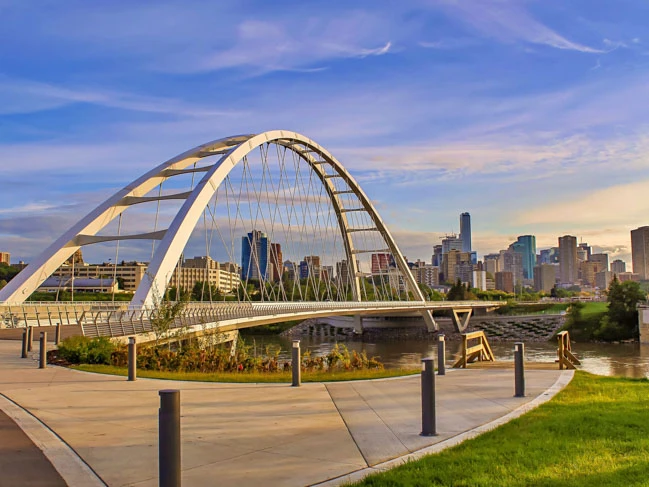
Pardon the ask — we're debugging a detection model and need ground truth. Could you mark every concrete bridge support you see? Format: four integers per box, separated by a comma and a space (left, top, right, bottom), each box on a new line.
353, 315, 363, 334
451, 309, 473, 333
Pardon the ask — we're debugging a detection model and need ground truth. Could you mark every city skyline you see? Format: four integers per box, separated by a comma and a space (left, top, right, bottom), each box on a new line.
1, 2, 649, 265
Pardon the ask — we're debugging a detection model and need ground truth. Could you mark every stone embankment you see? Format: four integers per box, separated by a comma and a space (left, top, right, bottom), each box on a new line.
282, 314, 566, 343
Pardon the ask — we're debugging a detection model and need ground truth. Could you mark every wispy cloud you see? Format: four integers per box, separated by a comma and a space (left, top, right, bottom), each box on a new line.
419, 38, 479, 50
0, 76, 242, 117
433, 0, 605, 53
160, 16, 393, 74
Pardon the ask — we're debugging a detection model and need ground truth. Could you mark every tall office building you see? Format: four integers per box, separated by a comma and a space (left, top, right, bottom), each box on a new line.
538, 247, 559, 265
432, 245, 443, 267
589, 253, 609, 272
558, 235, 578, 284
371, 253, 391, 274
577, 242, 591, 262
300, 255, 321, 279
495, 271, 514, 293
611, 259, 626, 275
441, 234, 463, 254
270, 243, 283, 282
534, 264, 556, 293
459, 212, 472, 252
0, 252, 9, 265
512, 235, 536, 280
631, 226, 649, 280
241, 230, 270, 281
500, 249, 523, 285
483, 253, 500, 276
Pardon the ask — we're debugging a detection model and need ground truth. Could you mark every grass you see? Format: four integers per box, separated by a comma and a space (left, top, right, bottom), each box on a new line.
354, 372, 649, 487
72, 364, 420, 383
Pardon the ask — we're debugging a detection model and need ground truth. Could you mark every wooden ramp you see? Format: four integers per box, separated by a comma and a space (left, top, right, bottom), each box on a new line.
453, 330, 495, 368
556, 331, 581, 369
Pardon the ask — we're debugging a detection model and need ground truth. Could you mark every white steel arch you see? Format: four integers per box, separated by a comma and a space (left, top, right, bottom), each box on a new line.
0, 130, 434, 328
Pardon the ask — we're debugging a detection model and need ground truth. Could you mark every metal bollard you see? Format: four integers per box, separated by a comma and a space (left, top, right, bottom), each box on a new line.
159, 390, 181, 487
421, 357, 437, 436
55, 323, 62, 345
128, 337, 137, 382
21, 328, 28, 358
514, 342, 525, 397
27, 326, 33, 352
437, 334, 446, 376
291, 340, 301, 387
39, 332, 47, 369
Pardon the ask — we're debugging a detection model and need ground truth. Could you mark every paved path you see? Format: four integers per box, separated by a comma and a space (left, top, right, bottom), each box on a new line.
0, 340, 570, 486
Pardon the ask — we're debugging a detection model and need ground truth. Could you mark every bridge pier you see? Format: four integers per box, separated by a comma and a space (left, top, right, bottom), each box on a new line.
451, 309, 473, 332
353, 315, 364, 334
422, 310, 438, 333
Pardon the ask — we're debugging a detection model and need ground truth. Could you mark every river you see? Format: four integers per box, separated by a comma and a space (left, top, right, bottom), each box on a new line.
242, 333, 649, 379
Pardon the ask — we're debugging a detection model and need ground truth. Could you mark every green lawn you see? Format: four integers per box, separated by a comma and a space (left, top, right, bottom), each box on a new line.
354, 372, 649, 487
72, 364, 419, 383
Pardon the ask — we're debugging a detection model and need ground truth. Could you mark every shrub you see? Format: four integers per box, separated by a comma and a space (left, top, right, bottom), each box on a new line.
57, 336, 116, 365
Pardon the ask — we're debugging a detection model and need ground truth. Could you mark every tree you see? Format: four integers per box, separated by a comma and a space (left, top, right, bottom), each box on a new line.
447, 279, 466, 301
596, 277, 646, 341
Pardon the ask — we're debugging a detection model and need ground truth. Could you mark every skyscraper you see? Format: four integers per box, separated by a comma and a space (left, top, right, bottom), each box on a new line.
241, 230, 270, 281
512, 235, 536, 280
270, 243, 283, 281
631, 226, 649, 280
589, 253, 609, 272
460, 212, 472, 252
558, 235, 578, 284
611, 259, 626, 274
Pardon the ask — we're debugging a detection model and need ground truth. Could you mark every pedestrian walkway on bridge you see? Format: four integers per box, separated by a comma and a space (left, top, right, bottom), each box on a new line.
0, 340, 571, 487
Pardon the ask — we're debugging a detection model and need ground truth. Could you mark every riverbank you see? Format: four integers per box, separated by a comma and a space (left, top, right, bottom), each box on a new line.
352, 371, 649, 486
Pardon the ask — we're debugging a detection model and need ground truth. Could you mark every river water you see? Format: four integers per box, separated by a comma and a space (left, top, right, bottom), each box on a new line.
243, 333, 649, 379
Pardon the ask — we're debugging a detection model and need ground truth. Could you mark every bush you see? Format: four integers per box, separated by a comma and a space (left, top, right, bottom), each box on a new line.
57, 336, 116, 365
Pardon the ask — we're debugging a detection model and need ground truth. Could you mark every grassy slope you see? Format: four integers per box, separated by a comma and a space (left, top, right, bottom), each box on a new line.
354, 372, 649, 487
72, 364, 419, 383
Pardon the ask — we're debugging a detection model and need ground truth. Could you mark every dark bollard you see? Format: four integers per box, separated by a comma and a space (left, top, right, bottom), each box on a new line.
55, 323, 62, 345
27, 326, 33, 352
159, 390, 181, 487
21, 329, 28, 358
291, 340, 301, 387
39, 332, 47, 369
437, 334, 446, 376
128, 337, 137, 382
421, 357, 437, 436
514, 342, 525, 397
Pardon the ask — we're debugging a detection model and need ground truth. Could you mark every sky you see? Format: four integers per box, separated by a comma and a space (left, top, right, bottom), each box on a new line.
1, 0, 649, 269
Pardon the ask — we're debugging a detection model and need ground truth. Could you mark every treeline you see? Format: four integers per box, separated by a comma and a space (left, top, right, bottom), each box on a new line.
565, 277, 646, 341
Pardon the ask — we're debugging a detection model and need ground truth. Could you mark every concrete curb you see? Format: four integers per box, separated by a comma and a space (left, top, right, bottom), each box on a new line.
0, 393, 106, 487
312, 369, 575, 487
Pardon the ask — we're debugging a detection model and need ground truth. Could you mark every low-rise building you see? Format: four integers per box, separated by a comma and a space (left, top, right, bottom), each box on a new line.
38, 277, 119, 294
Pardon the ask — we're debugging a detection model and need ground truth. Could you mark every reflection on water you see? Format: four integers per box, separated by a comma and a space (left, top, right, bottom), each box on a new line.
243, 333, 649, 379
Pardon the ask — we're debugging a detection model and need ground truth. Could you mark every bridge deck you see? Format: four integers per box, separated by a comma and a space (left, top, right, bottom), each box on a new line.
1, 300, 503, 341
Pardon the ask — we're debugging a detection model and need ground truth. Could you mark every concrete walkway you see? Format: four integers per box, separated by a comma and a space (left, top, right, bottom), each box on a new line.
0, 340, 571, 487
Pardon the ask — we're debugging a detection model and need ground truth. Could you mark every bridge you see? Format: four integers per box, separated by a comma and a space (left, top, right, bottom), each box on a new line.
0, 130, 502, 342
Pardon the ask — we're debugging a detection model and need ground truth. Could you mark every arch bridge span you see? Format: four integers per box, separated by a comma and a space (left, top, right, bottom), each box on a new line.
0, 130, 503, 337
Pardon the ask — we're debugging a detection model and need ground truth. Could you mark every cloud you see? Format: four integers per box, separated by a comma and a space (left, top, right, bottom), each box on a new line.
0, 76, 241, 117
419, 38, 480, 50
516, 179, 649, 228
433, 0, 605, 53
160, 15, 393, 74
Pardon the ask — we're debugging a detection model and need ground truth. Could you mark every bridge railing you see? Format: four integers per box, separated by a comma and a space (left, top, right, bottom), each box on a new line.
1, 300, 504, 337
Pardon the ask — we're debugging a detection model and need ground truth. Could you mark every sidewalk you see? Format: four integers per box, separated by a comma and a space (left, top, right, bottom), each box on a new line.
0, 340, 571, 487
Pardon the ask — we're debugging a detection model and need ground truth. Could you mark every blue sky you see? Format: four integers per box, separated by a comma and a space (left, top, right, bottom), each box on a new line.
1, 0, 648, 267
